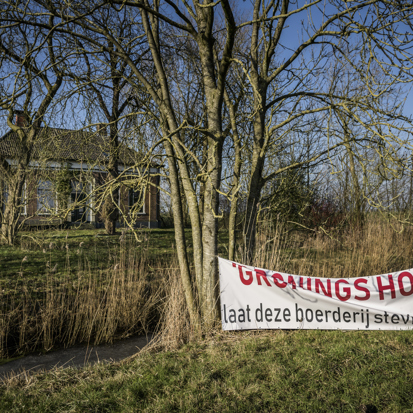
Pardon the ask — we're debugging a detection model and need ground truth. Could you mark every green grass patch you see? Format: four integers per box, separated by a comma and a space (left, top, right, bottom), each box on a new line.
0, 228, 179, 278
0, 227, 231, 281
2, 330, 413, 412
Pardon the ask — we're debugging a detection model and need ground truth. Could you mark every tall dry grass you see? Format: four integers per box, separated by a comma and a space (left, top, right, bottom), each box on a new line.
251, 217, 413, 279
2, 218, 413, 358
156, 267, 194, 350
0, 236, 170, 358
159, 217, 413, 349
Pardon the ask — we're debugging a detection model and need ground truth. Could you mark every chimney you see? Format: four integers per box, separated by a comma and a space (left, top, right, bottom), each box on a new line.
14, 110, 28, 127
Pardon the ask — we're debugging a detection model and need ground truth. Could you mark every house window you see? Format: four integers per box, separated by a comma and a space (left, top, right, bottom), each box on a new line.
129, 188, 145, 214
71, 180, 83, 195
70, 180, 90, 223
37, 180, 56, 214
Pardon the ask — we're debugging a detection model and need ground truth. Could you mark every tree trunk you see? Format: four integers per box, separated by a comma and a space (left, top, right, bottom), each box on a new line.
225, 94, 242, 262
1, 171, 26, 245
1, 127, 33, 246
198, 30, 228, 325
347, 146, 363, 228
201, 139, 221, 325
243, 87, 267, 264
102, 121, 120, 234
341, 115, 364, 229
163, 133, 202, 333
139, 7, 203, 332
104, 216, 117, 235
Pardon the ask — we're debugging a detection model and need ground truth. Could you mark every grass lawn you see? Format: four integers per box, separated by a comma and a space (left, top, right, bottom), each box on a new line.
1, 329, 413, 412
2, 222, 409, 286
0, 228, 177, 279
0, 227, 231, 280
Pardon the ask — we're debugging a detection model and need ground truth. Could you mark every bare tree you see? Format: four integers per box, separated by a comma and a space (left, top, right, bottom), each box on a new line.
65, 10, 147, 234
17, 0, 413, 331
325, 46, 411, 227
44, 0, 237, 327
236, 0, 413, 262
0, 5, 67, 244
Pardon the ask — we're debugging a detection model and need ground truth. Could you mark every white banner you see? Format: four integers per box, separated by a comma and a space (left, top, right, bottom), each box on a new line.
219, 257, 413, 330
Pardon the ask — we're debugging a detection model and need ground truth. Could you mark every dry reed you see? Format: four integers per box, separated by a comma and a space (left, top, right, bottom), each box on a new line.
156, 267, 193, 350
2, 218, 413, 358
249, 217, 413, 279
0, 236, 168, 358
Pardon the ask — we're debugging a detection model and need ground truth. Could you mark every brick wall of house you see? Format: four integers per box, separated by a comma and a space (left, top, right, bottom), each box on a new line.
94, 172, 160, 228
122, 174, 160, 228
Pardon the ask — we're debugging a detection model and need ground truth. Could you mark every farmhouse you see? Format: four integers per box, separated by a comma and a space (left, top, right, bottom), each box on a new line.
0, 113, 160, 228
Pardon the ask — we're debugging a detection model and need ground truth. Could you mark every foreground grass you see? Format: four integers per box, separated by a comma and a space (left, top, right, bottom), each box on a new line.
2, 330, 413, 412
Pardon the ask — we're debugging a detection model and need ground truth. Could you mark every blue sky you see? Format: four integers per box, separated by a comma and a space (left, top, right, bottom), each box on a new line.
1, 0, 411, 135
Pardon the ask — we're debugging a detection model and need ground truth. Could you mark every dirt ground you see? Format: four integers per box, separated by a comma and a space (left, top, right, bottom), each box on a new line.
0, 334, 152, 380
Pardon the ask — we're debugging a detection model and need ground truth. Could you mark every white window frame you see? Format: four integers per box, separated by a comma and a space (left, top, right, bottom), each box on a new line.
70, 179, 92, 222
37, 180, 57, 215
